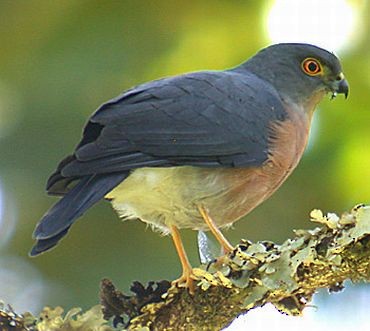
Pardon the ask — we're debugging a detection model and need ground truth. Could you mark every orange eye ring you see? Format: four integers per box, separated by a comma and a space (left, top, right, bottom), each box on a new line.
301, 58, 322, 76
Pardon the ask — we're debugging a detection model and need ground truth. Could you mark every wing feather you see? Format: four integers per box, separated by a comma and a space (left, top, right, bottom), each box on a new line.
49, 69, 287, 192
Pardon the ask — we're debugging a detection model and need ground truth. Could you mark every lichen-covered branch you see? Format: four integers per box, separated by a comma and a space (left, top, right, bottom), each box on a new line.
101, 204, 370, 330
1, 205, 369, 331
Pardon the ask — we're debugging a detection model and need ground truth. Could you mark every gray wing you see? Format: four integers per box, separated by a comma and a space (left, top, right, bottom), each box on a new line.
48, 70, 286, 193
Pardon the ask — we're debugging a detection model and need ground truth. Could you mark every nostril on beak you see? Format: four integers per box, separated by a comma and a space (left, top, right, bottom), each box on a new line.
336, 72, 345, 81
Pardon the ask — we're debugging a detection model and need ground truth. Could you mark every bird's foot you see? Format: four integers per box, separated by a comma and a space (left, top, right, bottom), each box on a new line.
171, 268, 196, 295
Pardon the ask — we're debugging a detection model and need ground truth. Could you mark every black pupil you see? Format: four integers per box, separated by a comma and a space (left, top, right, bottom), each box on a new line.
308, 61, 318, 72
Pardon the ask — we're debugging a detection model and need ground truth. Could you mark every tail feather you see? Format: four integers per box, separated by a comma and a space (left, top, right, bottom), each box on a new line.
30, 172, 128, 256
30, 227, 70, 256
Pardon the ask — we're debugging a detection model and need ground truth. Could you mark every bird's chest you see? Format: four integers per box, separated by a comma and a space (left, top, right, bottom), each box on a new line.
204, 108, 312, 226
262, 107, 312, 184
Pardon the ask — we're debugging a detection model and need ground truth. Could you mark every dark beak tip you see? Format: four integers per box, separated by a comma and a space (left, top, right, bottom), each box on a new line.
339, 79, 349, 99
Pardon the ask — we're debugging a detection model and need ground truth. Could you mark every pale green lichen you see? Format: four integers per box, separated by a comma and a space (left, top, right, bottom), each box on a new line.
5, 306, 113, 331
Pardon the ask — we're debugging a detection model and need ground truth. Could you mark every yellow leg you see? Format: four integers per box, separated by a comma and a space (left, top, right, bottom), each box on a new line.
198, 205, 234, 253
170, 225, 195, 294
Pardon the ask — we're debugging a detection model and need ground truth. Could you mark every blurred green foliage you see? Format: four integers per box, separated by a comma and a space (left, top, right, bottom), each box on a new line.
0, 0, 369, 312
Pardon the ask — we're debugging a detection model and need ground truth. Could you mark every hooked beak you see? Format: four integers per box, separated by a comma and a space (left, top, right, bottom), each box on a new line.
330, 73, 349, 99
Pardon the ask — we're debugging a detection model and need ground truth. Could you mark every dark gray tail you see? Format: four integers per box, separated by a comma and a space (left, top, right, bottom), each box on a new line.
30, 172, 128, 256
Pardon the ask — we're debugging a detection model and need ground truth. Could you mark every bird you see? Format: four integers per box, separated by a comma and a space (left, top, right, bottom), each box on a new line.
30, 43, 349, 292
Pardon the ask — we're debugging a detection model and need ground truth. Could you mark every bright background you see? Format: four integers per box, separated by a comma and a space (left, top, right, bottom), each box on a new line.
0, 1, 369, 329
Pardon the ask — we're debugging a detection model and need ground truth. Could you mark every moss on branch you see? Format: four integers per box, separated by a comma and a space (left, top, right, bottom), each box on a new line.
1, 205, 369, 331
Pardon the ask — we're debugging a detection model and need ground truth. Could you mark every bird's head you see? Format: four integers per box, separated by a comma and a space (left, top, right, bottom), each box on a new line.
240, 43, 349, 110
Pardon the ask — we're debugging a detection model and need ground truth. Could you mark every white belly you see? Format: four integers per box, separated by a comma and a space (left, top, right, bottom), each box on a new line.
105, 166, 224, 233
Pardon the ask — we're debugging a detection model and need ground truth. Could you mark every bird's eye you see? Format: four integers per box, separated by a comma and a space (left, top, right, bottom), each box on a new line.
301, 58, 322, 76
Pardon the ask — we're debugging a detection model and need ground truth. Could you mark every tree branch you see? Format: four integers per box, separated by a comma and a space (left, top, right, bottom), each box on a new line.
1, 205, 369, 331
